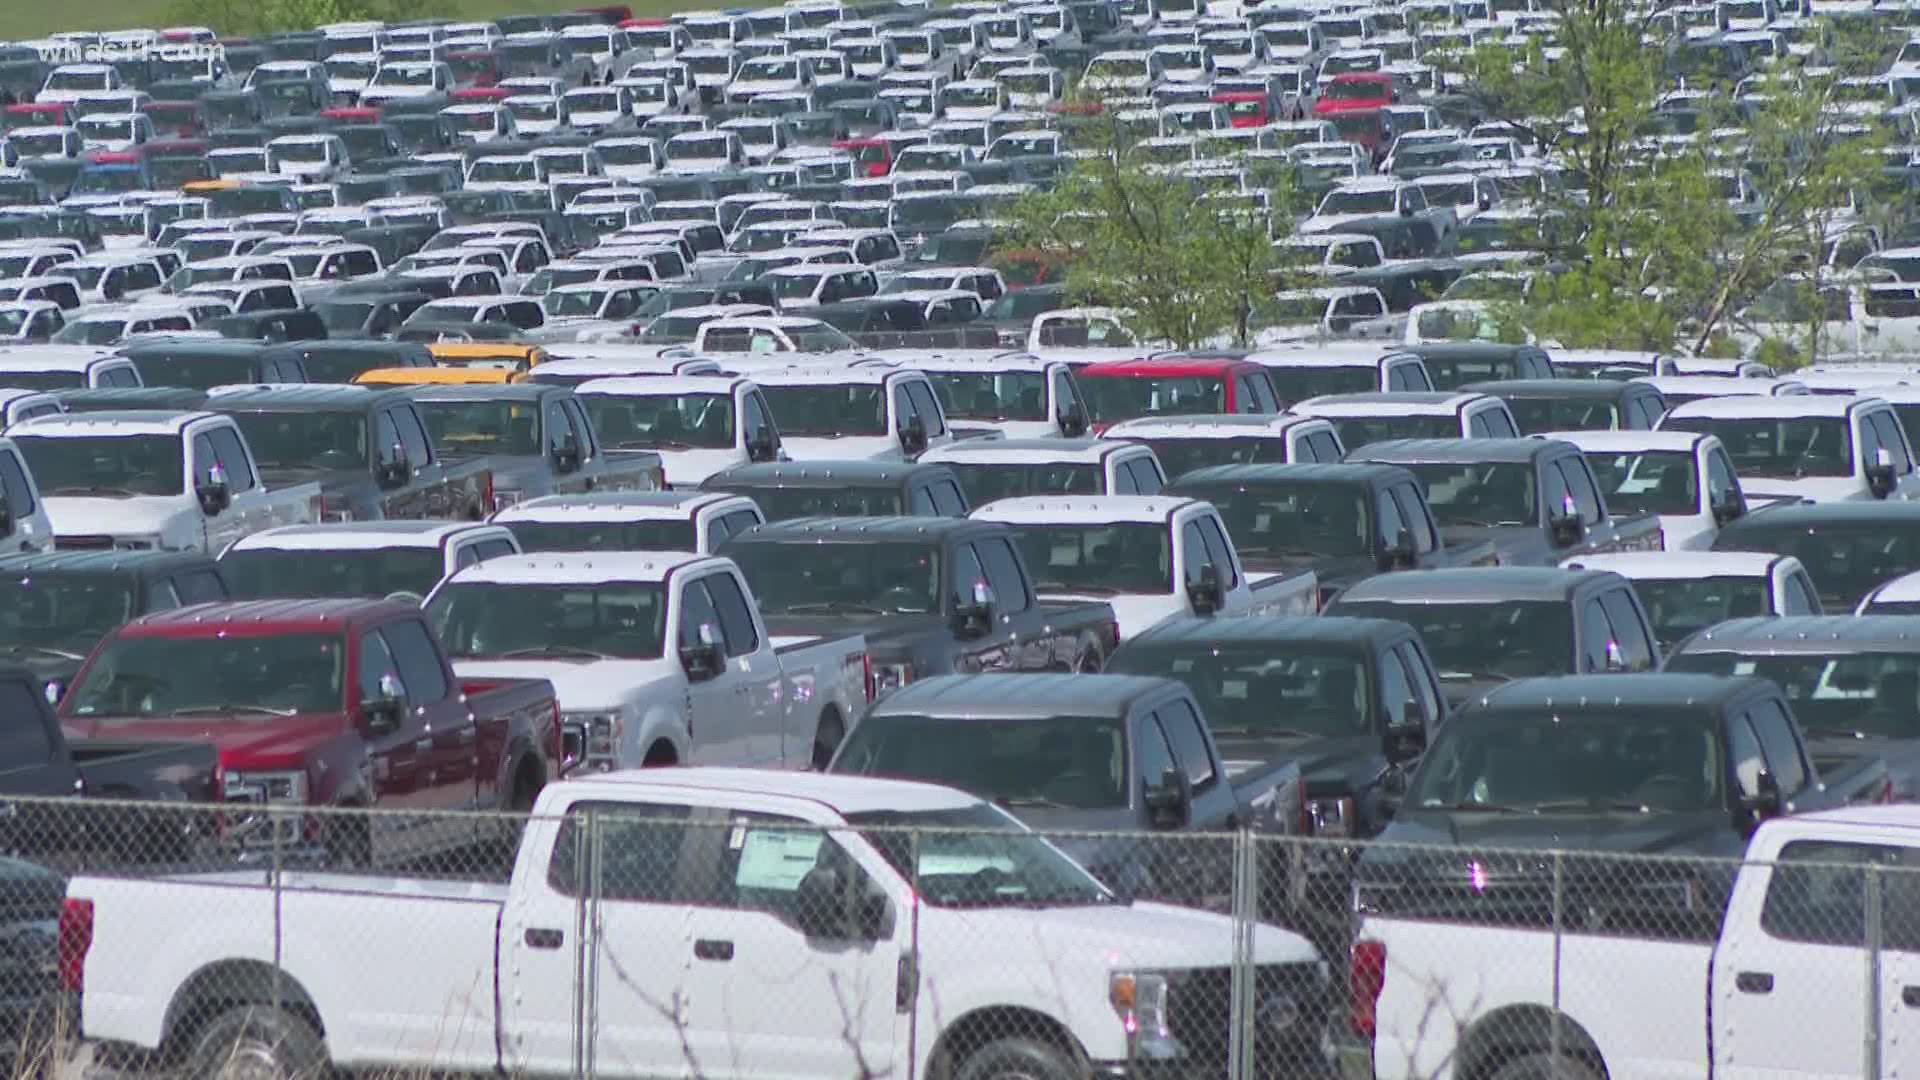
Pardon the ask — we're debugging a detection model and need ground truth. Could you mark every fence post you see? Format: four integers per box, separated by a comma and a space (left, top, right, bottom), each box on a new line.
1549, 849, 1563, 1068
905, 826, 922, 1080
572, 808, 596, 1080
270, 804, 284, 1017
1227, 829, 1256, 1080
1866, 861, 1883, 1080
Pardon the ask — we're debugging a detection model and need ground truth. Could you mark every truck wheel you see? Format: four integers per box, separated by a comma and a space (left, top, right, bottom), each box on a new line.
321, 814, 371, 870
811, 710, 845, 770
956, 1037, 1080, 1080
186, 1005, 326, 1080
1488, 1051, 1605, 1080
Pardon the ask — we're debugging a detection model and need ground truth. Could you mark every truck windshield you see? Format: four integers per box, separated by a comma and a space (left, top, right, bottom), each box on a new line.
1708, 523, 1920, 610
580, 392, 735, 450
66, 632, 346, 717
1583, 449, 1699, 516
849, 802, 1116, 907
1668, 651, 1920, 739
1178, 481, 1371, 559
221, 548, 446, 600
1399, 461, 1537, 528
1138, 436, 1283, 476
1266, 366, 1375, 403
746, 486, 905, 520
1331, 598, 1573, 682
1079, 376, 1226, 423
1628, 577, 1770, 651
427, 581, 668, 660
0, 573, 136, 658
947, 463, 1100, 503
506, 520, 697, 553
926, 371, 1048, 421
1325, 416, 1461, 448
1405, 707, 1724, 812
15, 434, 184, 497
835, 713, 1126, 808
730, 539, 939, 615
414, 400, 543, 456
1659, 416, 1853, 479
230, 411, 369, 470
760, 385, 886, 436
1505, 397, 1618, 433
1003, 523, 1172, 595
1108, 643, 1374, 737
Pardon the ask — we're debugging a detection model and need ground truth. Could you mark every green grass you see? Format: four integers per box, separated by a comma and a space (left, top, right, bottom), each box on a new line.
0, 0, 730, 40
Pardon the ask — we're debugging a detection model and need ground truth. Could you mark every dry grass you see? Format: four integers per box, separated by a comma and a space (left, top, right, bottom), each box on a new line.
0, 0, 738, 40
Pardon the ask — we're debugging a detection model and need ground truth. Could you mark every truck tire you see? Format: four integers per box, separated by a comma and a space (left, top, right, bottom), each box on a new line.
1488, 1051, 1606, 1080
321, 813, 371, 870
185, 1005, 326, 1080
956, 1037, 1080, 1080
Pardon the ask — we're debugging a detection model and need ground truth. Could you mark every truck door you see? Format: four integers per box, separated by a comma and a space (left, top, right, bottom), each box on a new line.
949, 541, 1013, 672
675, 806, 901, 1080
677, 575, 754, 764
0, 679, 81, 852
702, 569, 784, 766
381, 617, 481, 809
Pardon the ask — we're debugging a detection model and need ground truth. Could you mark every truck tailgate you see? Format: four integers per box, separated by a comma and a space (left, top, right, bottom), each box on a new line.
74, 871, 506, 1070
1362, 915, 1712, 1080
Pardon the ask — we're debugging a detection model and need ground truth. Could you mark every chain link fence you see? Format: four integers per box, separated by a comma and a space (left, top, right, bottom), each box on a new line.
0, 794, 1914, 1078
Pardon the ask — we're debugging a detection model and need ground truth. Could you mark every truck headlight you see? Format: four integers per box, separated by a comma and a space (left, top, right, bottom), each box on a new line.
872, 662, 912, 697
1109, 971, 1171, 1041
225, 770, 308, 803
562, 711, 623, 766
492, 489, 524, 512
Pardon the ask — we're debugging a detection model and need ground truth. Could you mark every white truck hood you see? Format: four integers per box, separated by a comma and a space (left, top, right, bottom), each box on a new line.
602, 162, 659, 180
934, 899, 1318, 969
43, 496, 189, 543
451, 657, 680, 710
779, 434, 905, 461
1741, 477, 1881, 506
656, 447, 744, 487
1041, 591, 1179, 641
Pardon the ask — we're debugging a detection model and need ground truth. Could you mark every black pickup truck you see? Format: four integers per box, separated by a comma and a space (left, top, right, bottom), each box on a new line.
205, 385, 494, 521
1352, 673, 1890, 922
0, 665, 220, 866
1667, 615, 1920, 802
1167, 463, 1497, 607
0, 550, 230, 704
720, 516, 1120, 696
828, 671, 1311, 912
1346, 438, 1665, 566
1327, 566, 1663, 707
702, 461, 970, 520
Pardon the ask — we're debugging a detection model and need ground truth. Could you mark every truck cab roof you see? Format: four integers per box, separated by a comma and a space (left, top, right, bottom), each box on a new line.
1547, 429, 1714, 453
447, 550, 716, 586
408, 383, 573, 405
560, 764, 983, 816
729, 515, 1006, 544
866, 671, 1185, 721
227, 521, 509, 551
706, 460, 957, 489
1347, 436, 1571, 465
0, 549, 218, 578
1470, 672, 1777, 712
919, 438, 1143, 465
1294, 391, 1490, 415
203, 385, 395, 411
1663, 394, 1875, 420
970, 494, 1204, 525
1171, 461, 1413, 491
1336, 566, 1628, 604
16, 409, 217, 437
1561, 551, 1788, 580
121, 597, 415, 637
1124, 612, 1417, 651
494, 490, 756, 523
1677, 614, 1920, 654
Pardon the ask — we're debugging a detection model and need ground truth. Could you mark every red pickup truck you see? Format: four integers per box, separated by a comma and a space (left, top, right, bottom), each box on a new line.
1076, 357, 1284, 431
57, 599, 561, 867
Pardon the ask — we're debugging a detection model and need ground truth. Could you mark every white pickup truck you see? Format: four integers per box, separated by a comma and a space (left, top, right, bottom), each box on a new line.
1353, 806, 1920, 1080
968, 495, 1318, 639
64, 770, 1329, 1080
0, 435, 51, 554
1549, 429, 1751, 551
11, 410, 318, 553
1657, 394, 1920, 505
492, 491, 767, 555
423, 551, 868, 771
573, 375, 786, 488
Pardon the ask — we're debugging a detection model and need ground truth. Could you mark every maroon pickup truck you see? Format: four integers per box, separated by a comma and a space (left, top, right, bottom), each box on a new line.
56, 599, 561, 866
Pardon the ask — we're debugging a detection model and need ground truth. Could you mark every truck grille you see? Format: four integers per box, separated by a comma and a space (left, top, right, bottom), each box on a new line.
222, 786, 301, 849
53, 536, 113, 550
1164, 962, 1327, 1071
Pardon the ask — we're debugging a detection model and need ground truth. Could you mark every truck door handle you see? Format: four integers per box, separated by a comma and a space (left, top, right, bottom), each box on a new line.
1735, 971, 1774, 994
694, 938, 734, 961
1904, 986, 1920, 1008
524, 928, 563, 950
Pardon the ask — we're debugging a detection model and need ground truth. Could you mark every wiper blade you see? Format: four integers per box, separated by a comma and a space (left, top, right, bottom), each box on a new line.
497, 645, 617, 660
167, 704, 298, 717
1435, 801, 1532, 814
45, 486, 139, 497
4, 644, 83, 661
996, 795, 1073, 809
777, 601, 887, 614
1530, 799, 1651, 813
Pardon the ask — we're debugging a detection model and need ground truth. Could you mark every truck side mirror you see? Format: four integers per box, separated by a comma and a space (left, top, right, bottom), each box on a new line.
1058, 400, 1088, 437
954, 579, 995, 638
680, 621, 724, 680
1381, 718, 1426, 766
359, 671, 405, 737
1868, 447, 1896, 499
1379, 526, 1416, 571
900, 414, 928, 456
745, 431, 777, 463
1604, 639, 1628, 672
553, 434, 582, 473
793, 865, 888, 939
376, 443, 410, 490
1549, 495, 1585, 547
1743, 769, 1783, 822
1187, 561, 1223, 615
1143, 765, 1192, 829
196, 463, 231, 517
0, 494, 15, 538
1712, 493, 1746, 526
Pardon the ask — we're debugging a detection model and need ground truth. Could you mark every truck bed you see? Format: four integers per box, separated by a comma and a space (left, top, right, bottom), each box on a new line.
75, 869, 505, 1071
